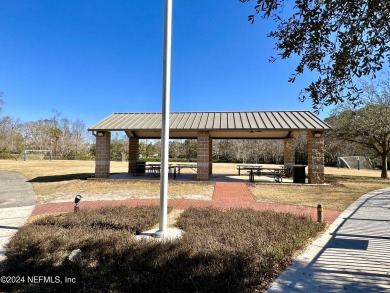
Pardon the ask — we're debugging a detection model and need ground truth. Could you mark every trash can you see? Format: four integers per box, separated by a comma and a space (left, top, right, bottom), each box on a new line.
293, 165, 306, 183
136, 161, 146, 174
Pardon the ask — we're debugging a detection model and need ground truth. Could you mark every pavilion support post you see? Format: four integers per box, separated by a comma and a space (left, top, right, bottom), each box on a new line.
284, 137, 296, 177
209, 138, 213, 175
307, 131, 325, 184
128, 138, 140, 173
197, 131, 210, 181
95, 131, 111, 178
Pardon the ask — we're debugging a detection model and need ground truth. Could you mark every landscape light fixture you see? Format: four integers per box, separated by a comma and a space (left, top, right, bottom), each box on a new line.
96, 131, 105, 137
74, 195, 82, 213
313, 132, 323, 138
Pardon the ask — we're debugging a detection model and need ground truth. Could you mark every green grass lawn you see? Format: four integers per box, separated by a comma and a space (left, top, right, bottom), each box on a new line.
2, 206, 325, 292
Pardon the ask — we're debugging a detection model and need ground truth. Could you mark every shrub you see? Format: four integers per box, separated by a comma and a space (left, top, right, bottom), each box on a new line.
2, 206, 325, 292
173, 208, 324, 292
0, 153, 20, 160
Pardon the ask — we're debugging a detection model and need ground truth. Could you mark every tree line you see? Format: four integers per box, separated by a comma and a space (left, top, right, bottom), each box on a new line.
0, 102, 307, 164
0, 97, 385, 170
0, 97, 91, 160
1, 76, 389, 178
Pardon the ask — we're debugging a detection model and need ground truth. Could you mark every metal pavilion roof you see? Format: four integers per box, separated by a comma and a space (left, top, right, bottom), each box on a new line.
88, 111, 331, 139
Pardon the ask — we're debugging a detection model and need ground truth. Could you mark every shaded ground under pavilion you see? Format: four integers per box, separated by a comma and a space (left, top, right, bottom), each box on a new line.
88, 111, 331, 184
108, 163, 296, 184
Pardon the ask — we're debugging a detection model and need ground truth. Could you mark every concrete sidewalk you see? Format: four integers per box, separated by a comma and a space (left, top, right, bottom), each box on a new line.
0, 170, 35, 268
267, 187, 390, 292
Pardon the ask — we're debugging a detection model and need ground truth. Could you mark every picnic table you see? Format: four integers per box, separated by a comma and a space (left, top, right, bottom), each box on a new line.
237, 164, 263, 176
145, 163, 163, 177
132, 162, 167, 177
132, 162, 196, 179
146, 163, 184, 177
172, 164, 197, 179
247, 167, 290, 183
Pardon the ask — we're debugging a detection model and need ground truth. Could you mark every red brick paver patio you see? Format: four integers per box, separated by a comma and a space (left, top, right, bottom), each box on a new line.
32, 182, 341, 224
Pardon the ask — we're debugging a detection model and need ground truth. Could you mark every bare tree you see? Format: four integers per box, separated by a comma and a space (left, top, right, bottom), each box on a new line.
0, 92, 3, 114
326, 75, 390, 178
72, 119, 88, 156
0, 116, 23, 153
22, 119, 52, 150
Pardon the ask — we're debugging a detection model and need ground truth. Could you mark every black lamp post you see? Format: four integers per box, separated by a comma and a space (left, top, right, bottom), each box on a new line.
74, 195, 82, 213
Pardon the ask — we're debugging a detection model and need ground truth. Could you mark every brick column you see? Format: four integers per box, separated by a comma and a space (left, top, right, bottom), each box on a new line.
307, 131, 325, 184
128, 138, 140, 173
197, 131, 210, 181
209, 138, 213, 175
95, 131, 111, 178
284, 137, 295, 177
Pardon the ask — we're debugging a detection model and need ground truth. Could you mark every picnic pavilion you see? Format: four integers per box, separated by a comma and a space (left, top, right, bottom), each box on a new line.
88, 111, 331, 184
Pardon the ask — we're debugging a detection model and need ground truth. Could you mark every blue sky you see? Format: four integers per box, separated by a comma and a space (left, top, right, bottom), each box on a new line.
0, 1, 331, 128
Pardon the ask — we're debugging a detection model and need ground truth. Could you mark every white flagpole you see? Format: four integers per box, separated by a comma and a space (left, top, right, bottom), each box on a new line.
157, 0, 172, 236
